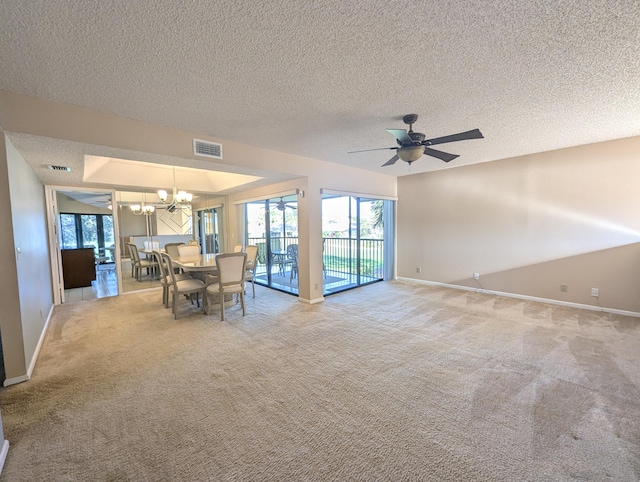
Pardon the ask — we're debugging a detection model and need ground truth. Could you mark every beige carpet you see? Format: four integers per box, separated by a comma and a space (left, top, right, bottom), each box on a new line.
1, 281, 639, 481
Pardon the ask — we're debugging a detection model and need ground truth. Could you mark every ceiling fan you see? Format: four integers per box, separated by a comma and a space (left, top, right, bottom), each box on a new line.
270, 198, 297, 211
349, 114, 484, 167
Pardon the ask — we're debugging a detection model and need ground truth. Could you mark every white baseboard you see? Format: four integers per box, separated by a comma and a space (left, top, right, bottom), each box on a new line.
3, 375, 29, 387
27, 304, 54, 378
0, 440, 9, 475
396, 277, 640, 318
299, 296, 325, 305
3, 304, 54, 387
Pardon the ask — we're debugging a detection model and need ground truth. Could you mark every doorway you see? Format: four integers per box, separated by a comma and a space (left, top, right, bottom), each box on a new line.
321, 194, 391, 295
46, 188, 121, 304
246, 195, 299, 295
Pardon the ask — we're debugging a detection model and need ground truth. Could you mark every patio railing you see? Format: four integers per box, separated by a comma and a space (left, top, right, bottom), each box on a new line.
247, 236, 384, 279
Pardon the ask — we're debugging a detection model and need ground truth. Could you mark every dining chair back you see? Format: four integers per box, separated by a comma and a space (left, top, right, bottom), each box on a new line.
160, 252, 205, 319
205, 252, 247, 321
128, 242, 158, 281
155, 250, 193, 308
164, 243, 183, 258
143, 240, 160, 251
178, 244, 200, 257
233, 245, 243, 253
244, 245, 259, 298
126, 242, 136, 277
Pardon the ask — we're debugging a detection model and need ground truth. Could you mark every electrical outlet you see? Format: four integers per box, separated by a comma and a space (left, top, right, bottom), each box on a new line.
473, 273, 480, 280
591, 288, 599, 297
560, 284, 567, 292
416, 267, 422, 273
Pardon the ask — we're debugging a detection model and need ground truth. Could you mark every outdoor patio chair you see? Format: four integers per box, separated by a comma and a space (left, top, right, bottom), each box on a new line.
244, 245, 259, 297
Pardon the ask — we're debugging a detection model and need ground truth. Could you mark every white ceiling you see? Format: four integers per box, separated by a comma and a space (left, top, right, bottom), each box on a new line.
1, 0, 639, 188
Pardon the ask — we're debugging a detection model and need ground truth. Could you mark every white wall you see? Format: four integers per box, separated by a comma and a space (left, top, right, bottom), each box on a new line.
397, 136, 640, 314
1, 136, 53, 383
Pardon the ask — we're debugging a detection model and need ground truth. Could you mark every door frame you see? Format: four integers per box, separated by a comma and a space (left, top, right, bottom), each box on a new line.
45, 185, 121, 304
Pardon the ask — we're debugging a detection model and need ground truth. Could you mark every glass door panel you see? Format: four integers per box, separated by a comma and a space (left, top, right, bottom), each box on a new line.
102, 215, 115, 262
322, 194, 385, 295
60, 213, 78, 249
246, 196, 299, 295
199, 208, 220, 254
80, 214, 99, 255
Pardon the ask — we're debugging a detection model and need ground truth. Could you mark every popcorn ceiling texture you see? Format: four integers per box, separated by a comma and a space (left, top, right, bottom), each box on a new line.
0, 0, 639, 177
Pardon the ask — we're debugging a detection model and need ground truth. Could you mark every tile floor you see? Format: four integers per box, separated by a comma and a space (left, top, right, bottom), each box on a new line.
64, 263, 118, 302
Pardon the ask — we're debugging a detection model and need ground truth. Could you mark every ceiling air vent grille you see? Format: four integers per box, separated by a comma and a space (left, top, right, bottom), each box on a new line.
48, 165, 71, 172
193, 139, 223, 159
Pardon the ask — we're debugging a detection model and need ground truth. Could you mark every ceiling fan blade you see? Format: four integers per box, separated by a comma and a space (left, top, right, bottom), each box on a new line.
348, 147, 397, 154
386, 129, 413, 145
423, 147, 459, 163
382, 154, 399, 167
424, 129, 484, 146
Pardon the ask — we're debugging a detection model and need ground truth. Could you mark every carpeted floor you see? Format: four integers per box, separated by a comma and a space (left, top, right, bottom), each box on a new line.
1, 281, 639, 481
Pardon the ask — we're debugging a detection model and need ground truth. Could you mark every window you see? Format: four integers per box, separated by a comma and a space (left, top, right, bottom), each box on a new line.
59, 213, 115, 262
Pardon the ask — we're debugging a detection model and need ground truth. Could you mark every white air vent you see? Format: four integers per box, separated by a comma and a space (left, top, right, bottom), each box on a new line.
48, 165, 71, 172
193, 139, 223, 159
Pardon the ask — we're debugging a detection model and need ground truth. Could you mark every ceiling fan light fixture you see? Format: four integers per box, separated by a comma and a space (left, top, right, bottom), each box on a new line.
398, 146, 424, 163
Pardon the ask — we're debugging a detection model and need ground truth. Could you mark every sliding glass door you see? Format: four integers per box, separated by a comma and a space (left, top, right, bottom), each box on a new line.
244, 193, 392, 297
321, 194, 389, 295
246, 195, 299, 295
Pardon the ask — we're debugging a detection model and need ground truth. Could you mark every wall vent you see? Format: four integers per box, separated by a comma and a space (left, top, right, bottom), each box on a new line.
193, 139, 223, 159
48, 165, 71, 172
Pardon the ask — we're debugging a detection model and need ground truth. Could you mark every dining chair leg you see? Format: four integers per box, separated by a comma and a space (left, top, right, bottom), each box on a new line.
172, 292, 179, 319
241, 291, 246, 316
220, 296, 225, 322
251, 279, 255, 298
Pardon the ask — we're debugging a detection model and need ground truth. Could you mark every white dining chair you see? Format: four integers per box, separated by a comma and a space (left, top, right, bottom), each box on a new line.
155, 250, 192, 308
178, 244, 200, 257
205, 252, 247, 321
160, 253, 205, 319
164, 243, 183, 258
128, 242, 158, 281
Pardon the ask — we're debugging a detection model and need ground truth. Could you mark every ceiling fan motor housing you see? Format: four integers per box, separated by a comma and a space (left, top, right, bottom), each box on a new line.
408, 131, 425, 145
403, 114, 419, 125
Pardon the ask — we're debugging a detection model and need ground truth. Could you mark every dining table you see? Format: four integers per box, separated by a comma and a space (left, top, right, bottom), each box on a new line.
171, 253, 237, 307
171, 253, 218, 274
271, 251, 289, 275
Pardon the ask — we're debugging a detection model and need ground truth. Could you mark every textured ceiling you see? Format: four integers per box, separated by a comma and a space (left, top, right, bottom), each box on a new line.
1, 0, 639, 184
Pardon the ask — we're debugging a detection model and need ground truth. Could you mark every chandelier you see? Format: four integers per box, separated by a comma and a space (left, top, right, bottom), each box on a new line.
130, 193, 155, 216
158, 166, 193, 212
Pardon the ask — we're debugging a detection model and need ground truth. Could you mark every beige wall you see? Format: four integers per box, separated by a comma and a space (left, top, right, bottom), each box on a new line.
0, 134, 25, 381
397, 136, 640, 314
0, 135, 53, 382
0, 90, 396, 192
